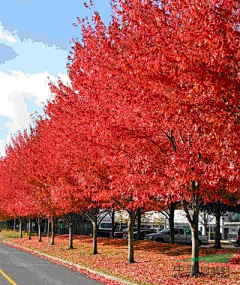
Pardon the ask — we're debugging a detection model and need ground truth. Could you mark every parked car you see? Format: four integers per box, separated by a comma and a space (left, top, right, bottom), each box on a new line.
229, 228, 240, 247
112, 231, 126, 238
113, 227, 136, 238
123, 229, 157, 240
144, 228, 209, 246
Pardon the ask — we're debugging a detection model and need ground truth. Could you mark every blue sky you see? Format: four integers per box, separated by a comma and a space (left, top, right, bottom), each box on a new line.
0, 0, 111, 155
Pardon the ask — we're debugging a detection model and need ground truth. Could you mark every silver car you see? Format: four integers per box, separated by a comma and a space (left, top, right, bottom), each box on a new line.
145, 227, 209, 246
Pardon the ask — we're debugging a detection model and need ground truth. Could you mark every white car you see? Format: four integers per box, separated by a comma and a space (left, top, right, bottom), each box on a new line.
145, 228, 209, 246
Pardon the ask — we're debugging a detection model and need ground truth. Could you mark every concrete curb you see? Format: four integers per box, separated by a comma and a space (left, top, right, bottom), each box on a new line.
3, 241, 138, 285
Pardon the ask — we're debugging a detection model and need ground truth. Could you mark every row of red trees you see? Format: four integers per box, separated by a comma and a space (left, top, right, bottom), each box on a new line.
0, 0, 239, 277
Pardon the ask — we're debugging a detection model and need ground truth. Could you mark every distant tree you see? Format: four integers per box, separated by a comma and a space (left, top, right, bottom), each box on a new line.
198, 208, 214, 236
203, 196, 240, 249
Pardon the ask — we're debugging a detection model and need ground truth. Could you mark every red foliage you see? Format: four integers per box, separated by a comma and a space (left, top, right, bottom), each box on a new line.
0, 0, 239, 274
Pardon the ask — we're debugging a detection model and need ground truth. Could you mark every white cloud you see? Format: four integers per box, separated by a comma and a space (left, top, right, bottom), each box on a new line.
0, 70, 69, 156
0, 141, 6, 156
0, 22, 70, 156
0, 23, 17, 43
0, 21, 68, 76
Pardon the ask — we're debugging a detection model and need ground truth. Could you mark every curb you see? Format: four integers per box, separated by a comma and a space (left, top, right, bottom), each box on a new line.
3, 241, 138, 285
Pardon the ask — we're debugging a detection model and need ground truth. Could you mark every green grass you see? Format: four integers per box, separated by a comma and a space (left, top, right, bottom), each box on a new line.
0, 229, 20, 239
0, 230, 38, 239
180, 253, 234, 263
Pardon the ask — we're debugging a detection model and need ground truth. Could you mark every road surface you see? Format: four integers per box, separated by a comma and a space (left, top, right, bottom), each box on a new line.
0, 243, 103, 285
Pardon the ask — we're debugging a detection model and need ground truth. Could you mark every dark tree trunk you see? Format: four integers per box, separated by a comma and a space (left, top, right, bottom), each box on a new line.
13, 218, 16, 231
203, 224, 207, 236
128, 210, 136, 264
169, 203, 175, 243
214, 202, 221, 249
50, 217, 55, 245
182, 181, 200, 277
19, 219, 23, 238
136, 208, 141, 240
68, 223, 73, 249
74, 218, 78, 234
92, 216, 98, 255
47, 219, 50, 238
111, 210, 115, 238
37, 217, 42, 242
190, 200, 199, 277
201, 211, 208, 236
28, 217, 32, 240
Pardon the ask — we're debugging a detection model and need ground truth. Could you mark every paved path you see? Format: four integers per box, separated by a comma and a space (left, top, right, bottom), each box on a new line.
0, 243, 102, 285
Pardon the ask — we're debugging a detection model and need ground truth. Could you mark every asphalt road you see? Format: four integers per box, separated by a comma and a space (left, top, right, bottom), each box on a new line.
0, 243, 103, 285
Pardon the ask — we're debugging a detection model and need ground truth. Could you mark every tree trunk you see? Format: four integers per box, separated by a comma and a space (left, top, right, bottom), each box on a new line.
47, 219, 50, 238
190, 204, 199, 277
74, 218, 78, 234
37, 217, 42, 242
28, 217, 32, 240
136, 208, 141, 240
19, 219, 23, 238
169, 203, 175, 243
201, 211, 208, 236
203, 223, 207, 236
68, 223, 73, 249
128, 210, 135, 264
214, 202, 221, 249
92, 216, 98, 254
13, 218, 16, 231
202, 211, 207, 236
182, 182, 200, 277
111, 210, 115, 238
50, 217, 55, 245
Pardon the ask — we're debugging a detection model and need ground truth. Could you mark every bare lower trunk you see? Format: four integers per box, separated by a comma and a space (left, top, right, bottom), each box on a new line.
28, 217, 32, 240
202, 211, 208, 236
136, 208, 141, 240
74, 219, 78, 234
169, 203, 175, 243
47, 219, 50, 238
38, 217, 42, 242
214, 202, 221, 249
50, 217, 55, 245
92, 217, 98, 254
182, 182, 200, 277
203, 223, 207, 236
68, 223, 73, 249
128, 210, 135, 264
19, 219, 23, 238
111, 210, 115, 238
13, 218, 16, 231
190, 206, 199, 276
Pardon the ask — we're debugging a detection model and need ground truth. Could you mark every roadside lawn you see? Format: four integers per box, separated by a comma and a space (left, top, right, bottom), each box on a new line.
2, 232, 240, 285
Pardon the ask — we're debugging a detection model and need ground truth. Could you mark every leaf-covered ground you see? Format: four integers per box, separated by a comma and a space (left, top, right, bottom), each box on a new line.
4, 234, 240, 285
